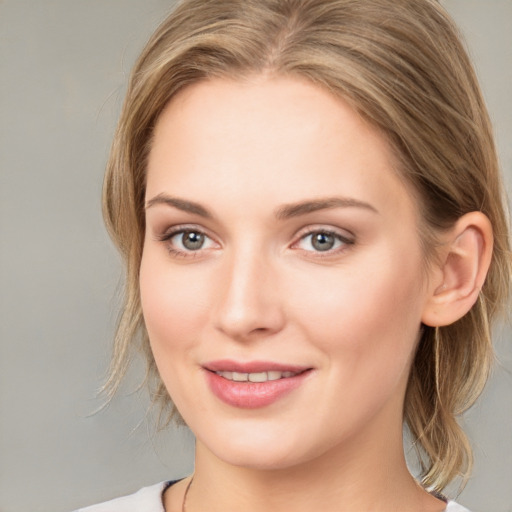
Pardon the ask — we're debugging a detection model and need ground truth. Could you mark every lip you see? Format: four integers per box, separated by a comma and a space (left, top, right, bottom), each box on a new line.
204, 359, 310, 374
203, 360, 313, 409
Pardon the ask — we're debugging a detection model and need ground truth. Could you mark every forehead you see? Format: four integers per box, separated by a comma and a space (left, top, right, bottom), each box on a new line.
146, 76, 417, 223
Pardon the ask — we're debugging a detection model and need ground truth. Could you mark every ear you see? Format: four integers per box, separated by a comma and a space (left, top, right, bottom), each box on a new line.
421, 211, 493, 327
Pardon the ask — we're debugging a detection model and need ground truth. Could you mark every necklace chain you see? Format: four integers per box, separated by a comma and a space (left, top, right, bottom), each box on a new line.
182, 476, 194, 512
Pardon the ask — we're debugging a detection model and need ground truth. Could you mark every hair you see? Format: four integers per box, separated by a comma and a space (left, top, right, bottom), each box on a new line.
102, 0, 511, 495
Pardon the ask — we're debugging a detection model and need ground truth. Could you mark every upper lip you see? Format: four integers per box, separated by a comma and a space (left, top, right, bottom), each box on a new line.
203, 359, 311, 374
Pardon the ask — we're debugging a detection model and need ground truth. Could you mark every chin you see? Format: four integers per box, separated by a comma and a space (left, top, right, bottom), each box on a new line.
194, 418, 334, 472
212, 443, 306, 471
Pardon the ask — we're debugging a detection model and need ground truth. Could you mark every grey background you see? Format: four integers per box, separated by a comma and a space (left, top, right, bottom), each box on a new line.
0, 1, 510, 511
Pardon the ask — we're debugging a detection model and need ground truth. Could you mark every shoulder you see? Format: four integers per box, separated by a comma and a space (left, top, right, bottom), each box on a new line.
445, 501, 472, 512
73, 481, 169, 512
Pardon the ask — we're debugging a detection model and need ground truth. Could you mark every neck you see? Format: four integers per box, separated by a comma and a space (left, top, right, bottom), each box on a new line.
186, 422, 443, 512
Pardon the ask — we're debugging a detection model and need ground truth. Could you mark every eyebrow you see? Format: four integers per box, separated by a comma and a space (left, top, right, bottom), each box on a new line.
145, 193, 378, 219
145, 194, 213, 218
275, 197, 378, 219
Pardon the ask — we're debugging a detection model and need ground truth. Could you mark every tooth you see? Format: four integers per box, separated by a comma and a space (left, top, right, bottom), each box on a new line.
248, 372, 267, 383
215, 370, 300, 382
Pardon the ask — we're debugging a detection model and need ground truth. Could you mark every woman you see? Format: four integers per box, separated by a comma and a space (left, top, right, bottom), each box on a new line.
78, 0, 511, 510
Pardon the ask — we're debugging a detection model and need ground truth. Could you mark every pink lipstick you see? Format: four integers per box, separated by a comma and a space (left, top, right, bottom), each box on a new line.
203, 360, 312, 409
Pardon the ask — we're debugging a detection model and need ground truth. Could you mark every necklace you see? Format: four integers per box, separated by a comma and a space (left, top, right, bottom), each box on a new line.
182, 476, 194, 512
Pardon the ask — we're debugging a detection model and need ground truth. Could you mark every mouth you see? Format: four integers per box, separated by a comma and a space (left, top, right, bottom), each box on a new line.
202, 360, 313, 409
213, 369, 305, 382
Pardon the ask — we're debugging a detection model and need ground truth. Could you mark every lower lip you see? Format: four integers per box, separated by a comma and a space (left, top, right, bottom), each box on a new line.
204, 370, 311, 409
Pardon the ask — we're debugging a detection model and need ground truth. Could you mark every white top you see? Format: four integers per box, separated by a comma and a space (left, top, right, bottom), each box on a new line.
74, 481, 472, 512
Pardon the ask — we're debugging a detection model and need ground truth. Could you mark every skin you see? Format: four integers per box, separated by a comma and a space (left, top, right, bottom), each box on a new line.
140, 75, 459, 511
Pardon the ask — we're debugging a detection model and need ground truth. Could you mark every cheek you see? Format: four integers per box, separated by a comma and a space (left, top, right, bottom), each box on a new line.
288, 263, 424, 438
139, 252, 211, 370
139, 253, 218, 419
288, 251, 425, 381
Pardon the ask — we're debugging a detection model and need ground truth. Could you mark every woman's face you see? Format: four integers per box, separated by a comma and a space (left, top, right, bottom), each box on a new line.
140, 76, 436, 470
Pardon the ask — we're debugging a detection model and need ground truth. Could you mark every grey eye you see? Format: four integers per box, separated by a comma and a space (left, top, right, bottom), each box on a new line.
181, 231, 205, 250
296, 230, 350, 253
311, 232, 336, 251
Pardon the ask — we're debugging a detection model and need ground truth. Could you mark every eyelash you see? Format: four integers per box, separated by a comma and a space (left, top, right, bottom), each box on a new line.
155, 225, 354, 259
293, 228, 354, 257
155, 225, 217, 259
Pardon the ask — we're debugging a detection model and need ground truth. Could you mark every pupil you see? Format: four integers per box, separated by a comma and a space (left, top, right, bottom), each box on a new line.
183, 231, 204, 250
312, 233, 334, 251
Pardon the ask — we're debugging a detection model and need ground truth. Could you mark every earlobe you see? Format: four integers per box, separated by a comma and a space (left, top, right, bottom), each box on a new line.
422, 212, 493, 327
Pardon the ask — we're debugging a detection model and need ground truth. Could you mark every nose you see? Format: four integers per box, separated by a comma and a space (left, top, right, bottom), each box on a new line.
213, 248, 286, 341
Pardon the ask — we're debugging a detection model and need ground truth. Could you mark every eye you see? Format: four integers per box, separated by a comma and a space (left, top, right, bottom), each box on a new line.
175, 230, 207, 251
156, 227, 218, 256
295, 229, 353, 253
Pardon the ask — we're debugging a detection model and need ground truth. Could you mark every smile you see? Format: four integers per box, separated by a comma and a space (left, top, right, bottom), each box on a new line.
203, 361, 313, 409
214, 370, 301, 382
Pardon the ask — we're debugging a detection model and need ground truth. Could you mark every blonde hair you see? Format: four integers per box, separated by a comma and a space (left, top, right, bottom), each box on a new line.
102, 0, 511, 493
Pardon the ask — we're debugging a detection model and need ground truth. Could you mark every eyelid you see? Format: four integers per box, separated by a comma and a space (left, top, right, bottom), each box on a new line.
154, 223, 221, 257
154, 223, 215, 242
292, 224, 355, 242
290, 225, 355, 254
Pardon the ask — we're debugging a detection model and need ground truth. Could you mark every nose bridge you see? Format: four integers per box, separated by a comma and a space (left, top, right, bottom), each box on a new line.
214, 242, 283, 339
